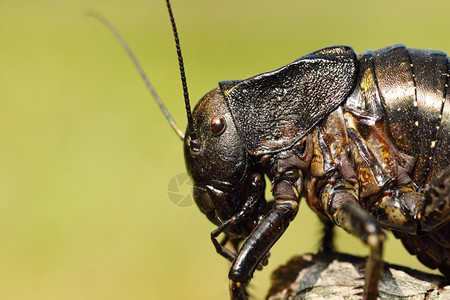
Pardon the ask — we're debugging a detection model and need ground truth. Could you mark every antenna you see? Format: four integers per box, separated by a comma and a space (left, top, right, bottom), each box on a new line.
87, 9, 184, 139
165, 0, 200, 150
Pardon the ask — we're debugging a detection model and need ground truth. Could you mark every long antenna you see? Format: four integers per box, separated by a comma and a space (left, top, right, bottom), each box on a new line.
165, 0, 199, 149
87, 9, 185, 139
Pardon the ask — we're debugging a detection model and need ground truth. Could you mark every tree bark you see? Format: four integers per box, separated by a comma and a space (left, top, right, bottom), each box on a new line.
267, 253, 449, 300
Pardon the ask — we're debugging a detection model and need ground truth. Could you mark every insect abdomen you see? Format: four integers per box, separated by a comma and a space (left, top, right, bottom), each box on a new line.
344, 45, 450, 274
370, 45, 450, 186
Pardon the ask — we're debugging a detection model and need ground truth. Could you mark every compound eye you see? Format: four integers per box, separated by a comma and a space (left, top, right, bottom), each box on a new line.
210, 115, 226, 136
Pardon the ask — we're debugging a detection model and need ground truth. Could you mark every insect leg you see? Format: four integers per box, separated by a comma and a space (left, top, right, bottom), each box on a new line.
229, 199, 299, 300
319, 217, 335, 254
323, 181, 384, 300
211, 223, 237, 262
228, 172, 301, 300
336, 199, 384, 299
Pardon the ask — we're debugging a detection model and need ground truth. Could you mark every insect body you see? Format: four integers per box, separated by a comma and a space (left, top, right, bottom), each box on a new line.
187, 44, 450, 299
91, 1, 450, 299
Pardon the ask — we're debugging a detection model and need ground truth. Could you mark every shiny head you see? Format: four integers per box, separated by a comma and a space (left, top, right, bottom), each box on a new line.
184, 88, 251, 226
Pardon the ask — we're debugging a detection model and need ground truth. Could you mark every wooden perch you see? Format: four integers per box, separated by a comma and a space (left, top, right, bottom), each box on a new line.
267, 253, 449, 300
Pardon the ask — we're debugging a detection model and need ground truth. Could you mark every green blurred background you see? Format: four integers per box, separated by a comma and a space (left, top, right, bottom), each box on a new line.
0, 0, 449, 299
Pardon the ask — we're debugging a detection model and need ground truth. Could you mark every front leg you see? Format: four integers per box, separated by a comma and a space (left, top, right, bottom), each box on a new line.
229, 174, 301, 300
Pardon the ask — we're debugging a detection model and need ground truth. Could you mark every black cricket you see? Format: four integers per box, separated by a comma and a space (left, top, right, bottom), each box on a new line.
91, 1, 450, 299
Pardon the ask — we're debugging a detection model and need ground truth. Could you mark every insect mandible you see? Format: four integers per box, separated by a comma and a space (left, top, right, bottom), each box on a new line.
90, 1, 450, 299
